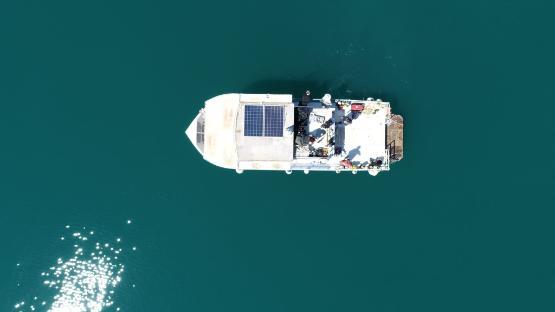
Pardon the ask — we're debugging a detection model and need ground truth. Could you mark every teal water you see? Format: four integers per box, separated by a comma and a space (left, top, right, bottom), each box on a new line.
1, 0, 555, 311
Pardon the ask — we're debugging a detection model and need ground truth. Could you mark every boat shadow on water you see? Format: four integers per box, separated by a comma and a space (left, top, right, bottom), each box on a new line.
240, 78, 401, 104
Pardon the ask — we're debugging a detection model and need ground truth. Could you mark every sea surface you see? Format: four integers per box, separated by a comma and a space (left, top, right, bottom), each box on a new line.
1, 0, 555, 311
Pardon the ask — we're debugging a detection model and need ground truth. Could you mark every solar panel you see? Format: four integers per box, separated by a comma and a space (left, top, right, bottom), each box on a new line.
244, 105, 263, 136
264, 106, 284, 137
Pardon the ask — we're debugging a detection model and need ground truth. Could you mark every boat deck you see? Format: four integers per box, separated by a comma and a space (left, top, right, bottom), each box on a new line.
342, 102, 388, 166
292, 98, 391, 171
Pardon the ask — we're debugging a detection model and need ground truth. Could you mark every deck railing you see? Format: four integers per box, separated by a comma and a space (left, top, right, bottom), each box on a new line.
387, 140, 397, 160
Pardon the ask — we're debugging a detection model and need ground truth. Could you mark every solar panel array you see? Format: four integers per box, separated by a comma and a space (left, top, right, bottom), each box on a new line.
244, 105, 284, 137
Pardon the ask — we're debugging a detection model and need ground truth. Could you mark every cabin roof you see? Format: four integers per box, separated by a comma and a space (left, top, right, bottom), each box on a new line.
200, 93, 294, 169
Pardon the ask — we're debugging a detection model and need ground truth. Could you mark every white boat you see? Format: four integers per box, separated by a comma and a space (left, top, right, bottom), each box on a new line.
185, 91, 403, 175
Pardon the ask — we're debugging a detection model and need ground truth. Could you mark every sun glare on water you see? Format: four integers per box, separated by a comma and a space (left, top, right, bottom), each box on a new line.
14, 222, 135, 312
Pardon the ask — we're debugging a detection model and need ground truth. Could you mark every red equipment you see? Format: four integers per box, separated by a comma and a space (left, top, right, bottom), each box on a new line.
340, 159, 353, 168
351, 103, 364, 111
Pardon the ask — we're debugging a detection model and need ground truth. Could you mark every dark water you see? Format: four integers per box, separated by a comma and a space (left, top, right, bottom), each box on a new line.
1, 0, 555, 311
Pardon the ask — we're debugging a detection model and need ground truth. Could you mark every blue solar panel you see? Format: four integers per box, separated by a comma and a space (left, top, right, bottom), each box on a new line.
264, 106, 284, 137
244, 105, 263, 136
